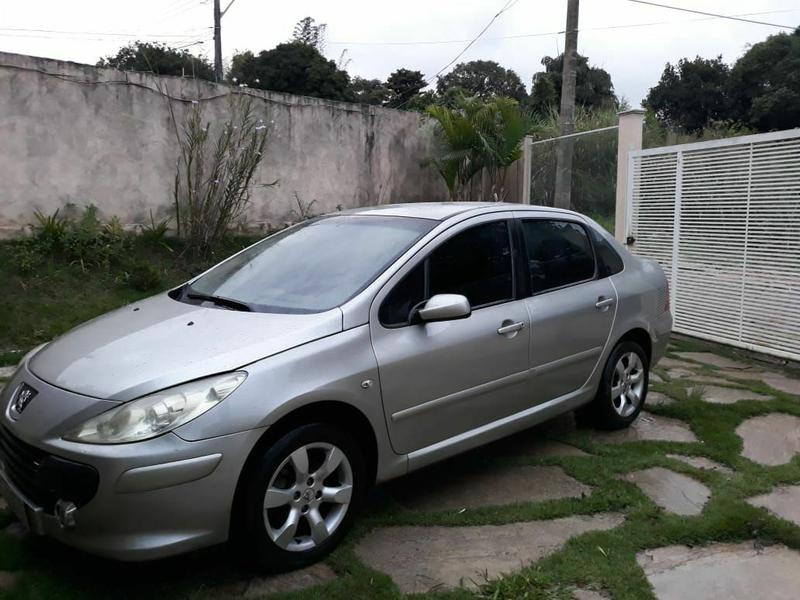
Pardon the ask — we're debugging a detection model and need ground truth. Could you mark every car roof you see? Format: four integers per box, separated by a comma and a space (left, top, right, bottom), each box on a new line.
341, 202, 580, 221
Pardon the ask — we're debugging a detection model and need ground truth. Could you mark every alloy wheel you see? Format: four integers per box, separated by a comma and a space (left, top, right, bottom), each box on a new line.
610, 351, 645, 417
263, 442, 353, 552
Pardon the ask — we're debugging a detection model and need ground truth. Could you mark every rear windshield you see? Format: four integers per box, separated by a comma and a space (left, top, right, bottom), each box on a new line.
185, 215, 436, 313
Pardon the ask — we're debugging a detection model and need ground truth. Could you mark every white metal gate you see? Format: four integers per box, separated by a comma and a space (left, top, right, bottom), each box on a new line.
626, 129, 800, 361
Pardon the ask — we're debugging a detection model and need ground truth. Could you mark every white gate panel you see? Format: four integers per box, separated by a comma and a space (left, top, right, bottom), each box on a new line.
627, 129, 800, 362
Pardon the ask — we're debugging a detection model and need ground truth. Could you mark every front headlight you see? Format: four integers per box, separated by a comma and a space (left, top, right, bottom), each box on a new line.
63, 371, 247, 444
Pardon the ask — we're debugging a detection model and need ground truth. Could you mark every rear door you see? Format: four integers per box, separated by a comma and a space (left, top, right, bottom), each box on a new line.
370, 213, 531, 455
517, 216, 617, 404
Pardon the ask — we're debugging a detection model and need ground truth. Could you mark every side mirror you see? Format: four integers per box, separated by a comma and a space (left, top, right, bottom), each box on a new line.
415, 294, 471, 323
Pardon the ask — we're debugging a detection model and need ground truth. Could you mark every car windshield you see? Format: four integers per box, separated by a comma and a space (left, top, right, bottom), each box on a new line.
185, 215, 436, 313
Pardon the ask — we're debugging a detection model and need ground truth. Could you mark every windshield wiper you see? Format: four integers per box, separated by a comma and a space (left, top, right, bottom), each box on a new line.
186, 291, 253, 312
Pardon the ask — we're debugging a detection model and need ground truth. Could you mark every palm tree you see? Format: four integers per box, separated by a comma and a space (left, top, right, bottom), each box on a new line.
426, 96, 533, 201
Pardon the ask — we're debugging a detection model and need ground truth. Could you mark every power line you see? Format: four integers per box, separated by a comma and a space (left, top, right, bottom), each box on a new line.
427, 0, 520, 83
627, 0, 797, 30
326, 8, 800, 46
150, 0, 205, 29
0, 27, 210, 38
393, 0, 520, 108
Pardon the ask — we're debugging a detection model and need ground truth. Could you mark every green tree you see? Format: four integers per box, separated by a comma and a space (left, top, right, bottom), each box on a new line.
97, 41, 213, 80
436, 60, 527, 102
528, 75, 557, 116
227, 43, 352, 101
292, 16, 327, 52
529, 53, 616, 112
645, 56, 730, 133
351, 77, 391, 105
426, 97, 532, 200
386, 68, 427, 107
729, 28, 800, 132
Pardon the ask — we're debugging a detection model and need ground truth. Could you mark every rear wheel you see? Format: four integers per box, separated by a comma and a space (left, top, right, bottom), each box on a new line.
239, 423, 365, 571
584, 340, 649, 430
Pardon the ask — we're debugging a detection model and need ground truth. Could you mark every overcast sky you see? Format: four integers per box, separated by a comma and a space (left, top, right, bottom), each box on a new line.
2, 0, 798, 105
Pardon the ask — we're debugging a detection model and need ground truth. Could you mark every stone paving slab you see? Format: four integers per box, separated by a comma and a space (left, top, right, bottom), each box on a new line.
637, 542, 800, 600
665, 368, 697, 380
621, 467, 710, 515
690, 385, 772, 404
0, 366, 15, 379
392, 465, 591, 512
650, 372, 664, 383
658, 358, 698, 370
0, 572, 17, 591
736, 413, 800, 466
489, 437, 589, 459
485, 416, 588, 458
687, 375, 743, 386
666, 454, 733, 475
647, 392, 675, 407
747, 485, 800, 526
587, 412, 697, 444
356, 513, 624, 594
242, 563, 337, 598
724, 370, 800, 396
572, 589, 609, 600
674, 352, 750, 370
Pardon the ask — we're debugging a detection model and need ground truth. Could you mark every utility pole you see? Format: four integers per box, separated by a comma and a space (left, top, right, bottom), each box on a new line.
213, 0, 237, 82
553, 0, 579, 209
213, 0, 223, 82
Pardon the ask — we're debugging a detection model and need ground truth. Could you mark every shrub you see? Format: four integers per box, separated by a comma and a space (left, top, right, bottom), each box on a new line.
172, 94, 271, 257
31, 209, 68, 250
126, 262, 163, 292
139, 210, 172, 250
12, 242, 42, 275
21, 206, 132, 272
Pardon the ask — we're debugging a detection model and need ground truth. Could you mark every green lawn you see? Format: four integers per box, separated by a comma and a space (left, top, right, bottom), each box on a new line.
1, 239, 800, 599
0, 237, 260, 367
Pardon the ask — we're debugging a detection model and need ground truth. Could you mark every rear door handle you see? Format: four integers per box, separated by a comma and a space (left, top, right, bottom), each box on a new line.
595, 297, 615, 310
497, 321, 525, 335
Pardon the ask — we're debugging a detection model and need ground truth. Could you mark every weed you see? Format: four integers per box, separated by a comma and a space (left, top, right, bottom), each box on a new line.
139, 210, 172, 250
126, 262, 163, 292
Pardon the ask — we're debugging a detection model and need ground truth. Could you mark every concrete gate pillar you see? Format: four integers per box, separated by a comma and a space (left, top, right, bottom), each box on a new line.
614, 109, 645, 243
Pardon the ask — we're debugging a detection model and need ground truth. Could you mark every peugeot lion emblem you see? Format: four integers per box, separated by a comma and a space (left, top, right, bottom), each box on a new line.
12, 383, 37, 415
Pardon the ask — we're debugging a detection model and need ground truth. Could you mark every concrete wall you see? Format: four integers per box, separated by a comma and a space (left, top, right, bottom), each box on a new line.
0, 51, 448, 236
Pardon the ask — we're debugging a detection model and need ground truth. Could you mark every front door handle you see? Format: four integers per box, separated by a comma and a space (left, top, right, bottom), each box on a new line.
497, 321, 525, 335
595, 297, 615, 310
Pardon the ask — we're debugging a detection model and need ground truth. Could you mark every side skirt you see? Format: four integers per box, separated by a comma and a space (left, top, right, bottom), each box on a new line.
405, 385, 595, 473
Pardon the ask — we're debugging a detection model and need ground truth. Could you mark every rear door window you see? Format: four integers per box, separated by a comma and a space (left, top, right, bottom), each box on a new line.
521, 220, 596, 294
589, 227, 625, 277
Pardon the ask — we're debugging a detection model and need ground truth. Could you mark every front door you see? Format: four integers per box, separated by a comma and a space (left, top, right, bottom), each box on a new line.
518, 217, 617, 403
370, 215, 531, 455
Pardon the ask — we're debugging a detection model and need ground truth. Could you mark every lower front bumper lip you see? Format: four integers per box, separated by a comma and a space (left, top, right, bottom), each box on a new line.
0, 463, 48, 535
0, 451, 227, 531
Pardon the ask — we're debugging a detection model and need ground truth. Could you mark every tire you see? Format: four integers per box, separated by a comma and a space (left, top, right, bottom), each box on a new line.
239, 422, 366, 572
584, 340, 649, 430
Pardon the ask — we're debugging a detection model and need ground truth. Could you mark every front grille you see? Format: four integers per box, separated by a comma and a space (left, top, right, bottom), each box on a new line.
0, 426, 99, 513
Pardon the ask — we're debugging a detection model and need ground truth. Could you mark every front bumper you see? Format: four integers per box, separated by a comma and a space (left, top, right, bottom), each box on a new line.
0, 367, 265, 561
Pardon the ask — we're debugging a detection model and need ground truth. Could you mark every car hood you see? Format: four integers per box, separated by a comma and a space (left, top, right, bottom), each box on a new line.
29, 293, 343, 402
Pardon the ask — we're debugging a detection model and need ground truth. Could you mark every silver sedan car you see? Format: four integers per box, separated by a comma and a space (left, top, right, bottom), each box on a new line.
0, 203, 670, 571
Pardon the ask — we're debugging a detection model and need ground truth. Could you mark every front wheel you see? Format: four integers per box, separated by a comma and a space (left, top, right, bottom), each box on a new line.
239, 423, 365, 572
584, 340, 649, 430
